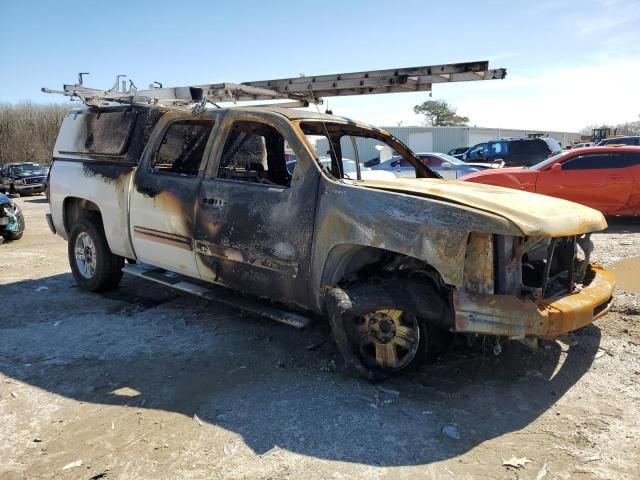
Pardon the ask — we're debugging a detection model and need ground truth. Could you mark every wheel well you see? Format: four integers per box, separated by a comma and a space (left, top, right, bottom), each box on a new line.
63, 197, 102, 235
322, 245, 454, 330
322, 245, 448, 290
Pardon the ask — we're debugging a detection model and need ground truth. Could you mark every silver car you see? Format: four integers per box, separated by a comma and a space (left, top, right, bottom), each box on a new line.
372, 152, 488, 179
288, 157, 396, 181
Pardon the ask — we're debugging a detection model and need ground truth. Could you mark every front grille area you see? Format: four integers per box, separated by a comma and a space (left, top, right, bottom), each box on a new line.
522, 235, 582, 299
24, 177, 45, 185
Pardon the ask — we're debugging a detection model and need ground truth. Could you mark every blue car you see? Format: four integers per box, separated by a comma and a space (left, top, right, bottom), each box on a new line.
0, 192, 25, 242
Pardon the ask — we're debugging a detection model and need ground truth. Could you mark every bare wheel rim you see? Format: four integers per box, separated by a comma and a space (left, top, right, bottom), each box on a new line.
74, 231, 97, 279
356, 309, 420, 370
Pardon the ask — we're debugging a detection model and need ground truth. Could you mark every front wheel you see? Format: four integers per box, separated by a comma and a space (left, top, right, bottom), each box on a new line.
68, 218, 124, 292
326, 278, 451, 381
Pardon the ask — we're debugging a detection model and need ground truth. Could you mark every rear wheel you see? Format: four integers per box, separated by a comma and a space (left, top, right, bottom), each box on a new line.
68, 218, 124, 292
326, 277, 451, 381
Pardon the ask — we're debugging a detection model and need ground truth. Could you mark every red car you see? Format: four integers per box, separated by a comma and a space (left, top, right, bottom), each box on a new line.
461, 146, 640, 216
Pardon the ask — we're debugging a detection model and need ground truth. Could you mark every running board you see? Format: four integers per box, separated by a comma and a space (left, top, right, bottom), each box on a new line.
122, 264, 312, 329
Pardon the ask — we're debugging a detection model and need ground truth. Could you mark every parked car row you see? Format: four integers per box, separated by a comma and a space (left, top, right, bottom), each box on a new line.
349, 139, 639, 217
595, 135, 640, 146
461, 137, 562, 166
371, 152, 490, 179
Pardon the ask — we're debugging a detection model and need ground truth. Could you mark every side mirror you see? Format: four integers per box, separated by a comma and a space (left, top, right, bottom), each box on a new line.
550, 163, 562, 171
390, 160, 399, 167
441, 162, 452, 169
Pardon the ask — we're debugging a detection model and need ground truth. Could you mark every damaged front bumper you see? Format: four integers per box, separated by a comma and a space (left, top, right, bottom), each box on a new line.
452, 264, 614, 339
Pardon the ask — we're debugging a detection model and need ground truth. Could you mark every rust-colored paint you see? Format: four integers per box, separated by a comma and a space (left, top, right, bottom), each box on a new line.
462, 233, 494, 294
453, 265, 615, 338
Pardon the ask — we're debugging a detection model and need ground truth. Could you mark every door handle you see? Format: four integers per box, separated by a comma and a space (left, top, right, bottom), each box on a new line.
201, 196, 223, 206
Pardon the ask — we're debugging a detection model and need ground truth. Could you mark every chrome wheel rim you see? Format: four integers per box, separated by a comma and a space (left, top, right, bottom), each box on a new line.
356, 309, 420, 370
74, 232, 97, 279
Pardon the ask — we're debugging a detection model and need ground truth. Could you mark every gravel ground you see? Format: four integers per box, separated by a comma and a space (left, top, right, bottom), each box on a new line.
1, 197, 639, 480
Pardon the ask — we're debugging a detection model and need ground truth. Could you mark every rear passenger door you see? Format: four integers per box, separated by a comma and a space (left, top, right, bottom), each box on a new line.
536, 152, 633, 213
130, 115, 215, 277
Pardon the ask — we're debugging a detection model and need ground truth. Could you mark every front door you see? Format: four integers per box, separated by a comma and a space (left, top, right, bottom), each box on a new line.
130, 115, 216, 277
194, 113, 319, 307
536, 152, 633, 213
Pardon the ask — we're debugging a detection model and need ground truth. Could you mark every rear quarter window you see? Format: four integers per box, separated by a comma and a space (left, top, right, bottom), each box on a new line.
513, 140, 547, 154
55, 107, 166, 162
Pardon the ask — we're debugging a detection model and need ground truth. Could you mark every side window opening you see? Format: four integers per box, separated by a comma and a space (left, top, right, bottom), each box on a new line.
299, 121, 438, 180
488, 141, 506, 156
625, 152, 640, 166
152, 119, 213, 176
561, 153, 626, 170
395, 157, 413, 168
57, 109, 137, 157
217, 121, 291, 187
420, 155, 443, 167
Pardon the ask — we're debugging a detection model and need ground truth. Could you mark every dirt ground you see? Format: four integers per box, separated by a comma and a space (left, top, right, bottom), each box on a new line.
1, 197, 639, 480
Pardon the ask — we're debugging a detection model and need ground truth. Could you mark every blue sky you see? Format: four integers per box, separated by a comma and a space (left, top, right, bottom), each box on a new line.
1, 0, 638, 131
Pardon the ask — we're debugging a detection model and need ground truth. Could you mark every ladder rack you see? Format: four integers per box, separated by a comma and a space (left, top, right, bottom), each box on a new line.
42, 60, 506, 111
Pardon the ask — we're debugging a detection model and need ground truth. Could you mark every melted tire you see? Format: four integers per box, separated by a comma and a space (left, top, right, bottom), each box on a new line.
68, 218, 124, 292
326, 278, 451, 381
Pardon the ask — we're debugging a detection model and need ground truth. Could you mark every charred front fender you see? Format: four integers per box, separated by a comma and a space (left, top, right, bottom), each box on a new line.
311, 178, 523, 311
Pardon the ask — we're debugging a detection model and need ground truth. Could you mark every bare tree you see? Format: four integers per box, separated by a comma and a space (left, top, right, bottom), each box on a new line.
0, 101, 69, 165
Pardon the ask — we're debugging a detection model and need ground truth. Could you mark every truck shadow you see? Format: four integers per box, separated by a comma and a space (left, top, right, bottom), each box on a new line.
0, 273, 601, 467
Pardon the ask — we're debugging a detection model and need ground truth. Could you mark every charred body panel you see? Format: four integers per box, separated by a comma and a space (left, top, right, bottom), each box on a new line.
194, 110, 319, 308
129, 110, 219, 277
50, 105, 167, 259
453, 265, 614, 338
312, 179, 521, 304
50, 161, 135, 257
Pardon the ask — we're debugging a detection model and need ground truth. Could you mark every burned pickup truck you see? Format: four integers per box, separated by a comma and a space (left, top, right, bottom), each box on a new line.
44, 64, 614, 379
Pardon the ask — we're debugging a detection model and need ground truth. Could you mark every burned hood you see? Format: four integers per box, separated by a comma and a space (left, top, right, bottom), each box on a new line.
359, 178, 607, 237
